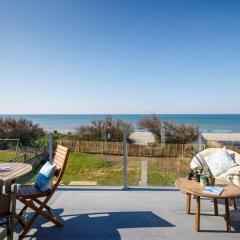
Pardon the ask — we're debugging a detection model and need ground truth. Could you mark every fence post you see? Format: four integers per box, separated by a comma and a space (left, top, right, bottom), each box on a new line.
24, 153, 27, 162
78, 140, 80, 153
48, 133, 53, 162
122, 134, 128, 190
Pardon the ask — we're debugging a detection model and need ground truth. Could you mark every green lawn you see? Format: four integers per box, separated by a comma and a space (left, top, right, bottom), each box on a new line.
147, 163, 178, 186
62, 153, 122, 185
0, 150, 15, 162
62, 153, 141, 185
62, 153, 178, 186
0, 151, 180, 186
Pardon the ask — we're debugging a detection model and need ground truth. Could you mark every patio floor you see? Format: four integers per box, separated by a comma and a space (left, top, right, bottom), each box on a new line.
9, 186, 240, 239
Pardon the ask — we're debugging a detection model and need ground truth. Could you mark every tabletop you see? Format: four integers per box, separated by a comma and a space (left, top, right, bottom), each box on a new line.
175, 177, 240, 199
0, 162, 32, 182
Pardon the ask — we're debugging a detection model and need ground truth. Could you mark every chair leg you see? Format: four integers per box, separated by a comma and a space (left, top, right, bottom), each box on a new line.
19, 211, 39, 238
19, 204, 28, 217
6, 217, 13, 240
18, 197, 63, 238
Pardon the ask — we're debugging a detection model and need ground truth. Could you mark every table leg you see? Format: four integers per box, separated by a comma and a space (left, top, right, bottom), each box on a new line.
214, 198, 218, 216
186, 193, 191, 214
225, 198, 231, 233
231, 198, 237, 209
195, 196, 200, 232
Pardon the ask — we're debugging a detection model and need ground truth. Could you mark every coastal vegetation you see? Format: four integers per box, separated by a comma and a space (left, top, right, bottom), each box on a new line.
75, 116, 133, 142
138, 114, 199, 144
0, 116, 198, 186
0, 118, 44, 148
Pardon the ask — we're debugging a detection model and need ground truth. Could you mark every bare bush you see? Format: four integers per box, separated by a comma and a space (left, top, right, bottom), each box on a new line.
0, 118, 44, 147
163, 121, 199, 144
76, 116, 133, 141
138, 115, 199, 144
138, 115, 162, 142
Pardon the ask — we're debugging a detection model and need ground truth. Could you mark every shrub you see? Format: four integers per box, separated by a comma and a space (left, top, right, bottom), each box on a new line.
138, 115, 162, 142
163, 121, 199, 144
76, 116, 133, 141
0, 118, 44, 147
138, 114, 199, 144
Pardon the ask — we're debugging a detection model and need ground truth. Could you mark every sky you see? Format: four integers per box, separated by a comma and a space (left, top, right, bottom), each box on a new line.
0, 0, 240, 114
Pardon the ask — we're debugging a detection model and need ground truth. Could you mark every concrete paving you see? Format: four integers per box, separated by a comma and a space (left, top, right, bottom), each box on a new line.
7, 186, 240, 239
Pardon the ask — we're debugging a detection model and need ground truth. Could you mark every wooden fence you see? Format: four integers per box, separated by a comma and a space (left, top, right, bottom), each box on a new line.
57, 140, 200, 158
10, 146, 48, 163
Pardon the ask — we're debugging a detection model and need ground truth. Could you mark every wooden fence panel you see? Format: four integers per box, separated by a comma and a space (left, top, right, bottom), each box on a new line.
58, 140, 198, 158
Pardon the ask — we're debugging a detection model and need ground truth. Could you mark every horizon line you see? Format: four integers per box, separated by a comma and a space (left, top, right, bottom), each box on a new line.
1, 113, 240, 115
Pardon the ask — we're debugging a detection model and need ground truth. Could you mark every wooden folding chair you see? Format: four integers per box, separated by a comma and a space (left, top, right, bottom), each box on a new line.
0, 180, 17, 240
17, 145, 70, 238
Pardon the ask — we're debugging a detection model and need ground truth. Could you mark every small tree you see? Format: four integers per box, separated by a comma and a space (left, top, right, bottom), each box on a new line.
0, 118, 44, 147
138, 115, 162, 142
163, 121, 199, 144
138, 115, 199, 144
76, 116, 133, 141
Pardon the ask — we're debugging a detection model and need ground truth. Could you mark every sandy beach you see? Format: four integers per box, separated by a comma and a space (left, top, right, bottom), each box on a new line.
202, 133, 240, 142
129, 131, 240, 145
129, 131, 155, 145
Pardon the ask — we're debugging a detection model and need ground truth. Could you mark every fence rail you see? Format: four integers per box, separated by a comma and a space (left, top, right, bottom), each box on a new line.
9, 146, 48, 163
57, 139, 202, 158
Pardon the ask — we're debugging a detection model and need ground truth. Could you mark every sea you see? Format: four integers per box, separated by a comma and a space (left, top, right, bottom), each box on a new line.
0, 114, 240, 133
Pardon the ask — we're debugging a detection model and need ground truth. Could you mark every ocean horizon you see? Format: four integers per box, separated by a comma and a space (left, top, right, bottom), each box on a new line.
1, 114, 240, 133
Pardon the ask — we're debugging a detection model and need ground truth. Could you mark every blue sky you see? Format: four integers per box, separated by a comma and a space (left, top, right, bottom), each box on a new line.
0, 0, 240, 114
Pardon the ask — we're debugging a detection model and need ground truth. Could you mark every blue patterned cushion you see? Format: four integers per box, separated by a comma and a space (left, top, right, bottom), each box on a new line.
34, 161, 56, 192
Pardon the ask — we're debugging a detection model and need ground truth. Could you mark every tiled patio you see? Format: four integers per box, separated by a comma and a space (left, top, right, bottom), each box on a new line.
9, 186, 240, 239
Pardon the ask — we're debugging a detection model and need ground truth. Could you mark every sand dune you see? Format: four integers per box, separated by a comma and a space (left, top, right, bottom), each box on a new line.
202, 133, 240, 142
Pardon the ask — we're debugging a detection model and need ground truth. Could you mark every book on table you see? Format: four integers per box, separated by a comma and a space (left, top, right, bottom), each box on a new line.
204, 186, 224, 196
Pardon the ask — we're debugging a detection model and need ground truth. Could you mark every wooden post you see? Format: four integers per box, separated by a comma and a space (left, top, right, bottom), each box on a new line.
24, 153, 27, 162
78, 140, 80, 153
214, 198, 218, 216
225, 198, 231, 232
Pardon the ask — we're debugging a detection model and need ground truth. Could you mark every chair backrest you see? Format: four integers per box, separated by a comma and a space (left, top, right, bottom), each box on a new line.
190, 147, 240, 171
198, 148, 240, 165
0, 180, 16, 218
52, 145, 70, 189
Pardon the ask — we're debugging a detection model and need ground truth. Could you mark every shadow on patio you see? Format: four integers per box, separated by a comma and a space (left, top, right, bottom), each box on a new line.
23, 210, 175, 239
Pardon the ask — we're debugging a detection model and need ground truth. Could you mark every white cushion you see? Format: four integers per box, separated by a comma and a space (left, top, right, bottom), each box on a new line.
218, 165, 240, 187
204, 149, 236, 177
